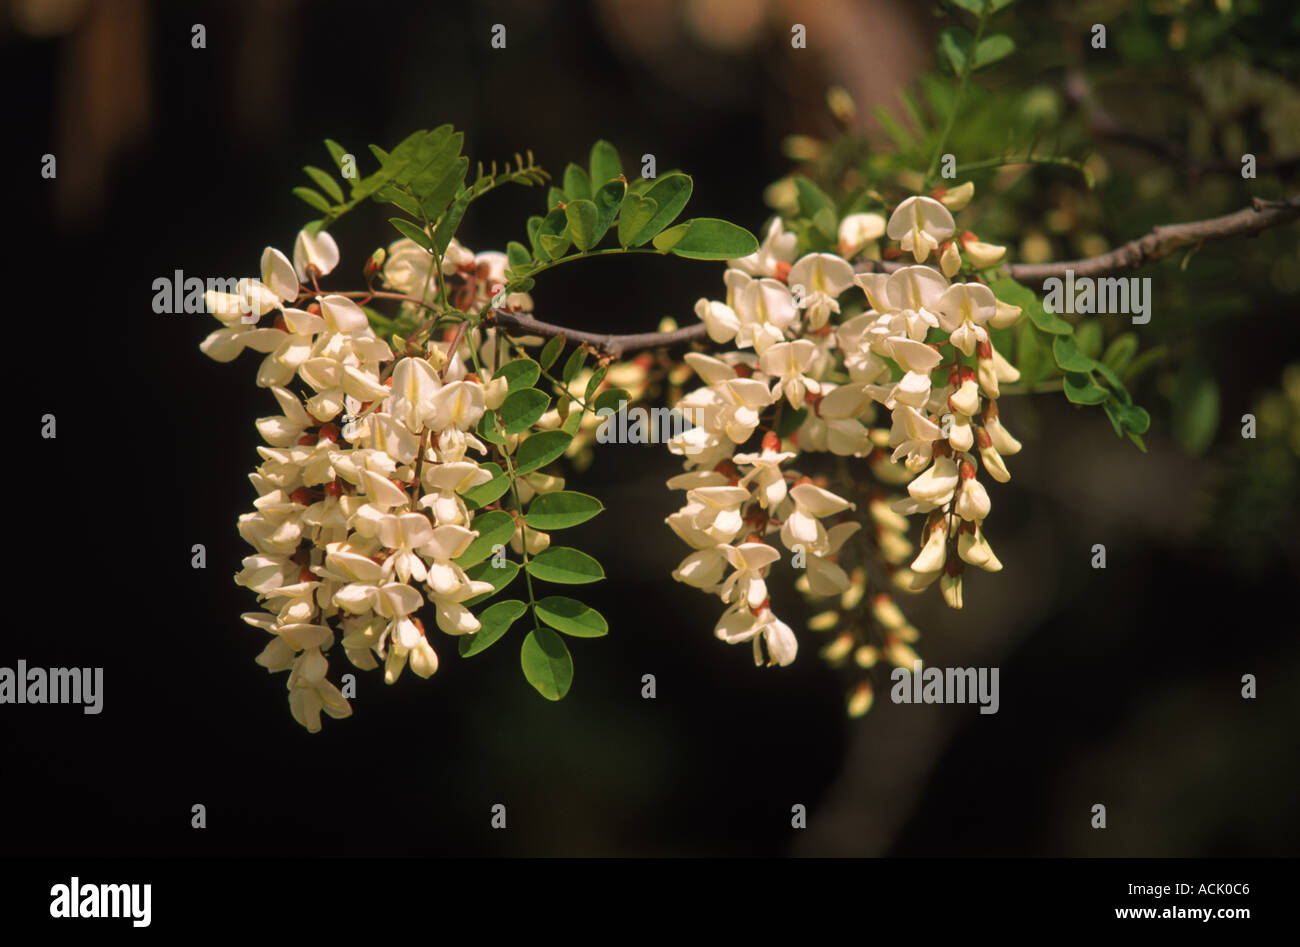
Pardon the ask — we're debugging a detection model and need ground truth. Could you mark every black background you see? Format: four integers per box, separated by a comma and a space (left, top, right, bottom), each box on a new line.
3, 0, 1298, 860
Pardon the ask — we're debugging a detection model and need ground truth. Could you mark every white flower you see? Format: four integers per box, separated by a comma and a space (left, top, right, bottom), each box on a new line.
779, 482, 853, 551
714, 604, 798, 667
760, 339, 821, 410
719, 542, 782, 609
837, 212, 886, 258
729, 218, 797, 278
935, 282, 997, 357
788, 253, 855, 331
734, 435, 796, 509
294, 228, 340, 282
887, 196, 955, 263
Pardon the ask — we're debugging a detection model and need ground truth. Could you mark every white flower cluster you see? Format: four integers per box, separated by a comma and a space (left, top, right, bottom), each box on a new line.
667, 185, 1026, 668
202, 229, 518, 731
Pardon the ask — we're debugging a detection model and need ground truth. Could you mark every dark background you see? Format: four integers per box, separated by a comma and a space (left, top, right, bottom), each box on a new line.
3, 0, 1297, 857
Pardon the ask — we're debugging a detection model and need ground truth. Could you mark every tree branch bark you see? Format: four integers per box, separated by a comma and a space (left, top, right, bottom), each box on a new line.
487, 195, 1299, 358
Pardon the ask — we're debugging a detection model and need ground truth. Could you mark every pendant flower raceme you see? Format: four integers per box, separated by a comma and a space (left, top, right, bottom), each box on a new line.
667, 183, 1026, 713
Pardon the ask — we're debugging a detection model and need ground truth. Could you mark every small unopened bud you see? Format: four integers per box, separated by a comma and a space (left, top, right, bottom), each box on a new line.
940, 572, 964, 609
827, 85, 856, 125
820, 632, 854, 663
847, 681, 874, 718
871, 593, 907, 631
963, 240, 1006, 269
484, 375, 509, 411
364, 248, 386, 279
940, 241, 962, 277
989, 298, 1022, 329
853, 645, 879, 669
938, 181, 974, 212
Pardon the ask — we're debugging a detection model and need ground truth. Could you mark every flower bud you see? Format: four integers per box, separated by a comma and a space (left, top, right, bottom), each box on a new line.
949, 378, 982, 417
871, 593, 907, 631
955, 477, 991, 521
364, 248, 386, 280
808, 610, 839, 631
962, 239, 1006, 269
853, 645, 879, 669
940, 240, 962, 277
989, 298, 1022, 329
940, 572, 964, 609
984, 410, 1022, 455
484, 374, 509, 411
977, 351, 1000, 399
847, 681, 874, 718
910, 519, 948, 574
820, 632, 854, 663
937, 181, 974, 212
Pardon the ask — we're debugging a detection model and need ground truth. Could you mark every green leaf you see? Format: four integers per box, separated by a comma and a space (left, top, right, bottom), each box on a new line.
477, 410, 506, 445
1113, 401, 1152, 436
794, 176, 835, 223
1102, 332, 1139, 376
1092, 360, 1133, 405
1074, 320, 1103, 361
432, 187, 472, 255
526, 215, 545, 257
591, 178, 626, 247
564, 199, 601, 251
506, 241, 532, 271
495, 357, 541, 392
563, 163, 592, 201
1015, 321, 1051, 385
460, 600, 527, 657
526, 491, 603, 530
625, 174, 693, 246
1062, 371, 1109, 405
462, 463, 511, 509
520, 628, 573, 700
464, 560, 520, 606
593, 387, 630, 414
539, 336, 565, 371
1052, 336, 1097, 373
662, 218, 759, 261
1172, 365, 1218, 454
973, 34, 1015, 69
500, 388, 551, 434
455, 510, 517, 567
304, 165, 344, 204
562, 346, 587, 384
938, 26, 973, 74
515, 430, 573, 474
652, 223, 689, 252
526, 547, 605, 584
535, 596, 608, 638
388, 217, 432, 250
588, 140, 622, 186
293, 186, 332, 212
324, 139, 348, 172
583, 366, 608, 401
618, 192, 659, 248
538, 233, 569, 260
537, 205, 570, 260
